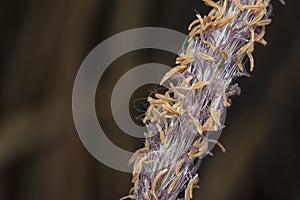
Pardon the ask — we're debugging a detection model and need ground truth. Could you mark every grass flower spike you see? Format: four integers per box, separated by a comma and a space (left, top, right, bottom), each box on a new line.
122, 0, 282, 199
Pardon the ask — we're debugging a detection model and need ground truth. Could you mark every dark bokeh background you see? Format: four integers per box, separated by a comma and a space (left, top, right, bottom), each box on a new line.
0, 0, 299, 200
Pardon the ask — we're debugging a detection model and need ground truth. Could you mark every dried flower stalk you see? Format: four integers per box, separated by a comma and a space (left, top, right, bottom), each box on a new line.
122, 0, 283, 199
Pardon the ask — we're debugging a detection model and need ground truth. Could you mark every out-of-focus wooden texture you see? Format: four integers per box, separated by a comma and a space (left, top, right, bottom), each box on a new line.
0, 0, 299, 199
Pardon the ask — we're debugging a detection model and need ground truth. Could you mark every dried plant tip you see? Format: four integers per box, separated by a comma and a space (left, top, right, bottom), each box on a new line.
151, 168, 168, 193
208, 139, 226, 153
247, 50, 255, 71
175, 158, 185, 176
156, 123, 165, 143
256, 19, 272, 26
120, 195, 136, 200
196, 51, 215, 62
144, 192, 150, 200
223, 83, 231, 107
210, 108, 222, 127
155, 93, 176, 102
215, 12, 234, 28
168, 177, 179, 194
191, 81, 209, 90
203, 0, 219, 9
160, 65, 187, 85
232, 0, 245, 11
243, 4, 268, 10
184, 174, 199, 200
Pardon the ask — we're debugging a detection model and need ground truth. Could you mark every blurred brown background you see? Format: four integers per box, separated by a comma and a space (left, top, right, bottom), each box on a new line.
0, 0, 299, 200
